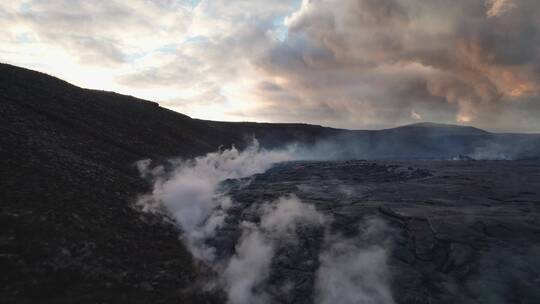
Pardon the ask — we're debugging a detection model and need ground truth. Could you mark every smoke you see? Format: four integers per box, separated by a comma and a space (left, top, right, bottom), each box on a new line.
315, 218, 395, 304
224, 227, 273, 304
223, 195, 326, 304
316, 244, 393, 304
219, 195, 395, 304
137, 139, 293, 261
471, 143, 513, 160
260, 195, 326, 235
137, 141, 396, 303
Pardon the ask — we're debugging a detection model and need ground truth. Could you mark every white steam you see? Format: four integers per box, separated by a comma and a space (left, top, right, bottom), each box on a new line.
315, 219, 395, 304
260, 195, 326, 236
224, 227, 273, 304
224, 195, 324, 304
137, 140, 292, 261
137, 141, 395, 303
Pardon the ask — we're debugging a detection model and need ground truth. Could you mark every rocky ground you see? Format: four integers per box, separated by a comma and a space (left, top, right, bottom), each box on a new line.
209, 160, 540, 304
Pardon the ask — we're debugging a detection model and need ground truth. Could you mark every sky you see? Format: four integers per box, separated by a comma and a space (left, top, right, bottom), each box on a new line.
1, 0, 539, 132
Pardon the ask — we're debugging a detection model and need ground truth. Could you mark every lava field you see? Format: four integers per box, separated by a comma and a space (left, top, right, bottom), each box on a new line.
206, 160, 540, 304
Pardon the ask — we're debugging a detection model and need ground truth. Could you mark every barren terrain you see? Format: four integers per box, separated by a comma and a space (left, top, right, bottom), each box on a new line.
209, 160, 540, 303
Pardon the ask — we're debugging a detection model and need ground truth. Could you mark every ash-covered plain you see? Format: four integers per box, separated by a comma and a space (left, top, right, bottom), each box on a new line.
202, 160, 540, 304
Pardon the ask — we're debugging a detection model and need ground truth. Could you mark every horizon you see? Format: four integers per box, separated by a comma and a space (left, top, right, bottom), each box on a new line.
6, 61, 540, 134
1, 1, 539, 132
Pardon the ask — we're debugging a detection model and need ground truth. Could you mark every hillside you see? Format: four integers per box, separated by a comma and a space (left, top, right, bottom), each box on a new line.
0, 64, 227, 303
0, 63, 347, 303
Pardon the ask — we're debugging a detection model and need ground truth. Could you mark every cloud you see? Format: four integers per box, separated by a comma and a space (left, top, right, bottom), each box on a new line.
411, 110, 422, 120
1, 0, 540, 131
486, 0, 517, 18
3, 1, 191, 65
255, 0, 540, 128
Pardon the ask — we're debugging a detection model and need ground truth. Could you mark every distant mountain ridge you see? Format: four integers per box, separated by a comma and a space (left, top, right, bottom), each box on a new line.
387, 122, 488, 135
2, 63, 540, 161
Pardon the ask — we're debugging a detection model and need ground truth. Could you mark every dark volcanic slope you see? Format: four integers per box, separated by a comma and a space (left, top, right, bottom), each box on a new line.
0, 66, 227, 302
